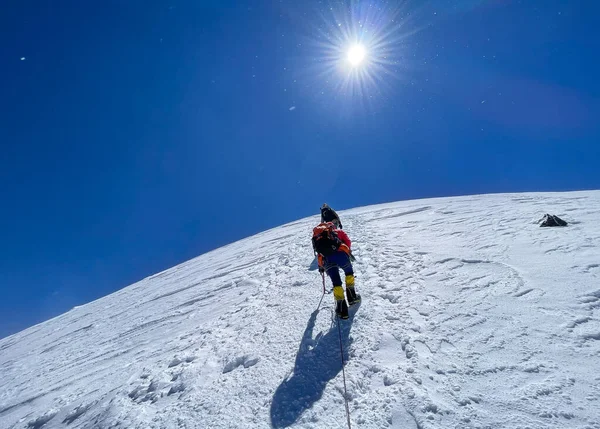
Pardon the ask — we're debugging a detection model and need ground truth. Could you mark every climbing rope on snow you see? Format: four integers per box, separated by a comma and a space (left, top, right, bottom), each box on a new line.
316, 272, 327, 310
316, 289, 326, 310
318, 271, 352, 428
336, 318, 352, 429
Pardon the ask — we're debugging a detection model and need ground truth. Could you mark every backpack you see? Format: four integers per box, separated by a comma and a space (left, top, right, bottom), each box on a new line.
321, 206, 333, 220
312, 223, 342, 256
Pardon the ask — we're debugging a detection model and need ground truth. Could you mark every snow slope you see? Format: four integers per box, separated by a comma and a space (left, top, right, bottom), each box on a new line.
1, 191, 600, 429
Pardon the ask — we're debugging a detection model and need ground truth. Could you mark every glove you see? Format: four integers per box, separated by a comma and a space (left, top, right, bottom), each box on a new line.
318, 266, 325, 274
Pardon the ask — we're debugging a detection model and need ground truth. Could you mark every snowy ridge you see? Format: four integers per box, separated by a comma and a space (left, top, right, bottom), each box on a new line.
1, 191, 600, 429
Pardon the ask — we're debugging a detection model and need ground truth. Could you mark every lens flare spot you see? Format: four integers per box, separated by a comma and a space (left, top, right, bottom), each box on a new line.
347, 44, 366, 66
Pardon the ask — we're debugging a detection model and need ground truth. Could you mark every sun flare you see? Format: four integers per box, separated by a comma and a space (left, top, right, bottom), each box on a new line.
300, 0, 414, 108
347, 44, 366, 66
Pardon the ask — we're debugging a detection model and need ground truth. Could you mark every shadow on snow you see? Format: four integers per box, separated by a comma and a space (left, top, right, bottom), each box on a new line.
270, 303, 359, 428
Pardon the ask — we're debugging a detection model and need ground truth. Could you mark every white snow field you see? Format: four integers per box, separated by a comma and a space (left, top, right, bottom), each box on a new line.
1, 191, 600, 429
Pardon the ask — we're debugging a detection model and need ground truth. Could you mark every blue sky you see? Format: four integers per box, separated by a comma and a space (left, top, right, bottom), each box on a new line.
1, 0, 599, 338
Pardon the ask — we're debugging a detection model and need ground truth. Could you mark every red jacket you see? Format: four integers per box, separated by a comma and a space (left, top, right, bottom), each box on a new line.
317, 226, 351, 268
336, 229, 351, 249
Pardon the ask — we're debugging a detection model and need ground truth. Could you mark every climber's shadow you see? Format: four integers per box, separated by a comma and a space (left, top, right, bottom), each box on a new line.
270, 303, 360, 428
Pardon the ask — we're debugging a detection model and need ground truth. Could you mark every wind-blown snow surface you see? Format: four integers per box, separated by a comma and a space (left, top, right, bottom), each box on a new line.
2, 192, 600, 429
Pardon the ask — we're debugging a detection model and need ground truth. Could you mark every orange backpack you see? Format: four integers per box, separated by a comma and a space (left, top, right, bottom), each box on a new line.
312, 223, 342, 256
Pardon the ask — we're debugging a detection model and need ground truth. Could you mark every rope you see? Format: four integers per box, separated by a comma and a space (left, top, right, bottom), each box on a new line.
336, 317, 352, 429
318, 270, 351, 428
313, 272, 325, 310
316, 289, 325, 310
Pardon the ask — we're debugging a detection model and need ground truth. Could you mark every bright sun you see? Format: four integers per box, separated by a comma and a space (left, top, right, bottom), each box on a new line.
307, 1, 408, 105
347, 44, 366, 67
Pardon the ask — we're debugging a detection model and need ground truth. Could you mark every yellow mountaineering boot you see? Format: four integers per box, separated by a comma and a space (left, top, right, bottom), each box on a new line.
333, 285, 349, 319
345, 275, 361, 306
